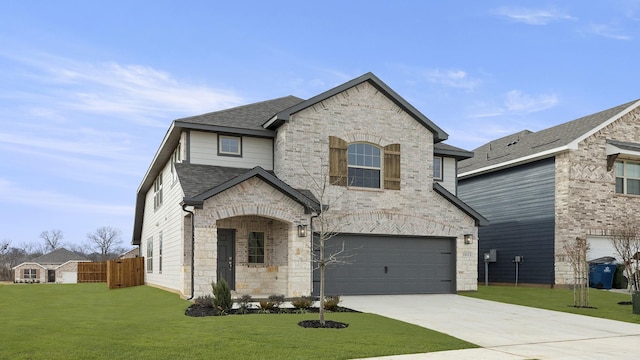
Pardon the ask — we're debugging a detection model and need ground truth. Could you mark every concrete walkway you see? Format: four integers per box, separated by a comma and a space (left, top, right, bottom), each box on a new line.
341, 294, 640, 359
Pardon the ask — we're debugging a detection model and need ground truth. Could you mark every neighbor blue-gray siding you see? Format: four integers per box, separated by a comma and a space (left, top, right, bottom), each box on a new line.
458, 158, 556, 285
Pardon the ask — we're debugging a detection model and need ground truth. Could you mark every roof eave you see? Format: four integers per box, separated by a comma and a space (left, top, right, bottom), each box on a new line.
458, 146, 570, 179
433, 183, 489, 226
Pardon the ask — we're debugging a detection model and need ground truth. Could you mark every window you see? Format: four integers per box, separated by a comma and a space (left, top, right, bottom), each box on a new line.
23, 269, 36, 279
616, 160, 640, 195
158, 232, 163, 274
170, 143, 181, 183
147, 238, 153, 272
218, 135, 242, 156
248, 232, 265, 264
347, 143, 381, 188
433, 157, 443, 180
153, 172, 163, 210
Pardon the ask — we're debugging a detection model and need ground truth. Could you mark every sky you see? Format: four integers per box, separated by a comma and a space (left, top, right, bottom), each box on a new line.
1, 1, 640, 250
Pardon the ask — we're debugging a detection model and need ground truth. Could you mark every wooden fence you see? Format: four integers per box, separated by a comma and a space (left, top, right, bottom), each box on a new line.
107, 257, 144, 289
77, 262, 107, 283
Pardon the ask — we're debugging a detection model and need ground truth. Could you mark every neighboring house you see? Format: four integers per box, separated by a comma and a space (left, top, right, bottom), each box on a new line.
13, 248, 89, 284
119, 248, 140, 259
458, 99, 640, 287
132, 72, 487, 299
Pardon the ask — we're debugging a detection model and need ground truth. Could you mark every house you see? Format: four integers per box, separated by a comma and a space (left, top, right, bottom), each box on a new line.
457, 99, 640, 287
132, 72, 487, 299
119, 248, 140, 259
12, 248, 89, 283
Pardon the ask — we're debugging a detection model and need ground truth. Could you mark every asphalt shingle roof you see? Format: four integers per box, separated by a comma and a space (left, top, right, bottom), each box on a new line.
459, 99, 640, 175
32, 248, 88, 265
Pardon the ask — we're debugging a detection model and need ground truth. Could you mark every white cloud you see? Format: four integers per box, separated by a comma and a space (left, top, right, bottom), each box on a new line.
424, 69, 481, 90
494, 7, 576, 25
504, 90, 559, 113
589, 24, 632, 40
0, 178, 132, 216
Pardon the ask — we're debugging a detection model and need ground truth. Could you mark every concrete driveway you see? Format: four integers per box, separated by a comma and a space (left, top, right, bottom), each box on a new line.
341, 294, 640, 359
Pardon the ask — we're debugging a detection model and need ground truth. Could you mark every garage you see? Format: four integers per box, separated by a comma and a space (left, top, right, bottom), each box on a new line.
313, 234, 456, 295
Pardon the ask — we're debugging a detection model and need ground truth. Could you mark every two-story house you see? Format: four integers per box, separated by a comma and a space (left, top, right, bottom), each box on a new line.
132, 73, 487, 298
458, 99, 640, 287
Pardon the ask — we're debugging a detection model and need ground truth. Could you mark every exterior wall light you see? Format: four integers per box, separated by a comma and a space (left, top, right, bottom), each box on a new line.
298, 225, 308, 237
464, 234, 474, 244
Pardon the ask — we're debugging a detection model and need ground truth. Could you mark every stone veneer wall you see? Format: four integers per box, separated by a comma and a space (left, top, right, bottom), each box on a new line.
555, 107, 640, 285
273, 81, 479, 291
192, 177, 310, 297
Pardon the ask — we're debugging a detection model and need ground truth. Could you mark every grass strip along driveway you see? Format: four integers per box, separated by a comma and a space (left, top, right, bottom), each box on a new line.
0, 284, 475, 359
462, 285, 640, 324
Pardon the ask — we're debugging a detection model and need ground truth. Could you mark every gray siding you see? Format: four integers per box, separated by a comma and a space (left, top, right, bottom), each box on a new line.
458, 158, 555, 285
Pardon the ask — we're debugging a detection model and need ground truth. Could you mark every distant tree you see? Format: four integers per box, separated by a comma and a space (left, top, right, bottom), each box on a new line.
610, 222, 640, 292
86, 226, 123, 261
21, 242, 45, 258
40, 229, 63, 252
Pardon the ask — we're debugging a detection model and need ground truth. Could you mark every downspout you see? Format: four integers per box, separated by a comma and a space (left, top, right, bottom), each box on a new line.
182, 203, 196, 300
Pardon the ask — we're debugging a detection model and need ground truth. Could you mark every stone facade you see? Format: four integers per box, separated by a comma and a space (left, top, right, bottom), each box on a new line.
274, 81, 479, 291
555, 107, 640, 285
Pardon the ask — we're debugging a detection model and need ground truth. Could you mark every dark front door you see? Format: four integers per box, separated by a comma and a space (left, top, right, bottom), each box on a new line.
47, 270, 55, 283
217, 229, 236, 290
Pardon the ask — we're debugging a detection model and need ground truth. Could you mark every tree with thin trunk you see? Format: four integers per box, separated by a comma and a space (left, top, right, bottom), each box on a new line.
610, 222, 640, 292
40, 229, 63, 252
86, 226, 123, 261
562, 237, 590, 307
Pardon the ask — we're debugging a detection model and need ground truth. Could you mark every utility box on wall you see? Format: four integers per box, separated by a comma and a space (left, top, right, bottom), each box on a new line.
484, 249, 497, 263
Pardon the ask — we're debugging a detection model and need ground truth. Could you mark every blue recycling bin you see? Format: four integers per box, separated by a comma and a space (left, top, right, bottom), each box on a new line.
589, 264, 615, 290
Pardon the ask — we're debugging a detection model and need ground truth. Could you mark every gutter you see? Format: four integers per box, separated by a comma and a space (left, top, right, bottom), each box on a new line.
181, 203, 196, 300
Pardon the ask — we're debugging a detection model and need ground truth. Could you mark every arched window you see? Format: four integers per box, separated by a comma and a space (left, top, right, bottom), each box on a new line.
347, 143, 381, 188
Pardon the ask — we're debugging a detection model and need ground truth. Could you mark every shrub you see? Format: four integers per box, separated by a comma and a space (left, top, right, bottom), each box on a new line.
291, 296, 314, 312
236, 294, 253, 314
324, 296, 341, 311
268, 294, 285, 309
212, 279, 233, 313
258, 300, 275, 313
194, 295, 214, 308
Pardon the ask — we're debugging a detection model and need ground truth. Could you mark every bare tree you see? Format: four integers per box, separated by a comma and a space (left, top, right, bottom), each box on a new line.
302, 158, 353, 326
610, 223, 640, 292
562, 237, 590, 307
86, 226, 123, 261
40, 229, 63, 252
21, 241, 45, 258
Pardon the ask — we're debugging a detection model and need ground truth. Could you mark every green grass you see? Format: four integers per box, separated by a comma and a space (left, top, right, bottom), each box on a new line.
462, 286, 639, 324
0, 284, 475, 359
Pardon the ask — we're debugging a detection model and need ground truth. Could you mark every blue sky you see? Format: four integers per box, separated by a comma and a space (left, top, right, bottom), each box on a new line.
1, 1, 639, 249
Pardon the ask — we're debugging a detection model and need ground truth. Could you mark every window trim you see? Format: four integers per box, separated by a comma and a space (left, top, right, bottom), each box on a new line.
153, 172, 163, 211
615, 159, 640, 195
23, 269, 37, 279
347, 143, 382, 189
170, 143, 181, 184
218, 134, 242, 157
248, 231, 265, 264
158, 231, 163, 274
146, 238, 153, 273
433, 156, 443, 181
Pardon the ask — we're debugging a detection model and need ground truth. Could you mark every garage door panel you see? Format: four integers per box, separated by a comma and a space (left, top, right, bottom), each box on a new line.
313, 234, 455, 295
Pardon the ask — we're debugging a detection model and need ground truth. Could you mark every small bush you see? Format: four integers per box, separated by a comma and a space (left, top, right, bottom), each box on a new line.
324, 296, 341, 311
268, 294, 285, 309
194, 295, 214, 308
212, 279, 233, 313
291, 296, 314, 311
258, 300, 275, 313
236, 294, 253, 314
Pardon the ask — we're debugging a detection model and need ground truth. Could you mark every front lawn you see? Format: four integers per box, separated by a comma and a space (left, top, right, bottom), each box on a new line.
0, 284, 475, 359
462, 286, 639, 324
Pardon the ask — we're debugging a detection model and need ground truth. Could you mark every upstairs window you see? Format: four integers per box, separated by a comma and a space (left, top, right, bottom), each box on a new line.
433, 157, 443, 181
153, 172, 163, 210
218, 135, 242, 156
248, 232, 265, 264
615, 160, 640, 195
348, 143, 381, 188
170, 143, 181, 184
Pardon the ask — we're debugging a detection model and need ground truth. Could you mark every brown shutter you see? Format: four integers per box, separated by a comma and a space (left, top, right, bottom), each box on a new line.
384, 144, 401, 190
329, 136, 348, 186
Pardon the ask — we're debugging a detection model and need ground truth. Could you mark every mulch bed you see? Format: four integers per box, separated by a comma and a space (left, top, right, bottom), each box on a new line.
185, 304, 357, 328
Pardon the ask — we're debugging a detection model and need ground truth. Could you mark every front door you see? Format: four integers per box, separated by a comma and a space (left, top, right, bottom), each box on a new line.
47, 270, 55, 283
217, 229, 236, 290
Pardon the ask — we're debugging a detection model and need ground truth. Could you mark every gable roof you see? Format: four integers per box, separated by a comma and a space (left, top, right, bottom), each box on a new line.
433, 183, 489, 226
434, 142, 473, 160
31, 248, 88, 265
180, 165, 321, 213
263, 72, 449, 142
459, 99, 640, 178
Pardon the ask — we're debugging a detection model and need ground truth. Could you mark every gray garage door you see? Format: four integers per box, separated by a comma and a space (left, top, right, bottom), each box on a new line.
313, 234, 455, 295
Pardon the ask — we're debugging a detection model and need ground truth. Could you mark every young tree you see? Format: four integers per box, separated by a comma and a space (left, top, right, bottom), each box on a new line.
610, 223, 640, 292
562, 237, 590, 307
86, 226, 123, 261
40, 229, 63, 252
